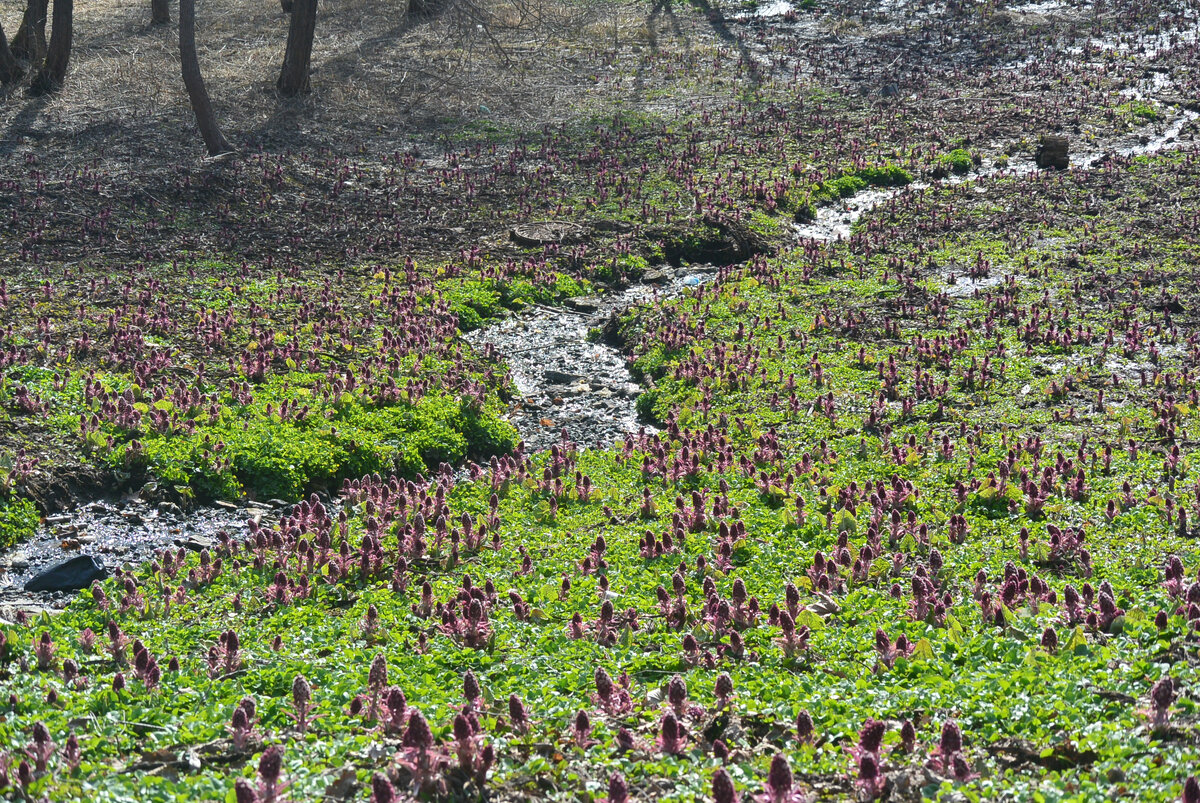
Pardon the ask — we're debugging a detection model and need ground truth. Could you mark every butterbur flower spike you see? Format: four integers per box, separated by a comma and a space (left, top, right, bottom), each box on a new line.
404, 710, 435, 751
291, 675, 314, 732
951, 753, 978, 782
34, 632, 55, 672
759, 752, 808, 803
857, 753, 887, 800
30, 721, 55, 772
715, 672, 734, 706
939, 720, 962, 756
899, 720, 916, 753
370, 772, 397, 803
929, 719, 966, 775
230, 706, 254, 751
1150, 677, 1175, 730
369, 654, 388, 691
713, 767, 741, 803
608, 771, 630, 803
463, 670, 482, 706
573, 710, 593, 747
795, 710, 814, 743
658, 711, 687, 755
667, 674, 688, 714
64, 730, 82, 771
235, 778, 259, 803
508, 694, 529, 734
858, 718, 886, 757
257, 745, 283, 802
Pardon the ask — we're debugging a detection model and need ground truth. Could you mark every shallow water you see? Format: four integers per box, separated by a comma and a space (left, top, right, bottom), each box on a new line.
0, 497, 272, 613
464, 267, 718, 452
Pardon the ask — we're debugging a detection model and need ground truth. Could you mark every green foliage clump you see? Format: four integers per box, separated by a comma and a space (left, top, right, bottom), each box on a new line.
441, 279, 502, 332
0, 496, 38, 549
635, 388, 662, 422
937, 148, 975, 174
102, 378, 516, 502
854, 164, 913, 186
1120, 100, 1162, 122
812, 173, 866, 202
595, 253, 650, 282
803, 164, 910, 213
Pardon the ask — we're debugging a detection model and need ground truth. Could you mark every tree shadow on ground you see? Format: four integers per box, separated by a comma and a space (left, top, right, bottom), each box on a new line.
0, 92, 49, 156
687, 0, 762, 86
639, 0, 760, 93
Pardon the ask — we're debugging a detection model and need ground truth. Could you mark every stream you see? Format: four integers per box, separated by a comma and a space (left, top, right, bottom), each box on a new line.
1, 107, 1195, 613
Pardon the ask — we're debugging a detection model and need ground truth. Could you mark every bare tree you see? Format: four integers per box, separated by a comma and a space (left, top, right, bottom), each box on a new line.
276, 0, 317, 96
179, 0, 232, 154
0, 21, 25, 85
28, 0, 71, 94
152, 0, 171, 25
12, 0, 48, 63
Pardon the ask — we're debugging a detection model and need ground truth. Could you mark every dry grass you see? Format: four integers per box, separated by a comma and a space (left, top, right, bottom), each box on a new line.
0, 0, 717, 165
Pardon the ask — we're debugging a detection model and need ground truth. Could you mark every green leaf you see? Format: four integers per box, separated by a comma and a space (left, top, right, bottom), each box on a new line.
794, 610, 825, 630
1065, 626, 1088, 653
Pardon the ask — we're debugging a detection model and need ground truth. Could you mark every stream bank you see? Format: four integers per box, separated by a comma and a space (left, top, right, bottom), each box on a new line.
2, 107, 1196, 611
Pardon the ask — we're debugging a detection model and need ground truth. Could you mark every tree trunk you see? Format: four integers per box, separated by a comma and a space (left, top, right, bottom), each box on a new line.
151, 0, 170, 25
276, 0, 317, 96
29, 0, 71, 95
280, 0, 293, 12
0, 21, 25, 85
12, 0, 49, 64
179, 0, 232, 155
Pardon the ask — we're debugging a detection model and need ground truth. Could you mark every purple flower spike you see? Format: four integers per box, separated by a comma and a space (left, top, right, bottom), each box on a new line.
900, 720, 916, 753
859, 719, 886, 755
713, 767, 740, 803
715, 673, 734, 704
508, 694, 529, 733
939, 720, 962, 756
370, 772, 397, 803
573, 709, 592, 746
795, 710, 814, 743
1151, 677, 1175, 729
595, 667, 614, 699
404, 710, 434, 751
369, 654, 388, 691
608, 772, 629, 803
763, 753, 794, 803
464, 670, 482, 705
235, 778, 259, 803
258, 745, 282, 784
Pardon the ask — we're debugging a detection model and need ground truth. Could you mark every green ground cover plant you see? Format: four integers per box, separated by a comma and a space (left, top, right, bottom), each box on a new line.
3, 147, 1199, 801
2, 0, 1200, 799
